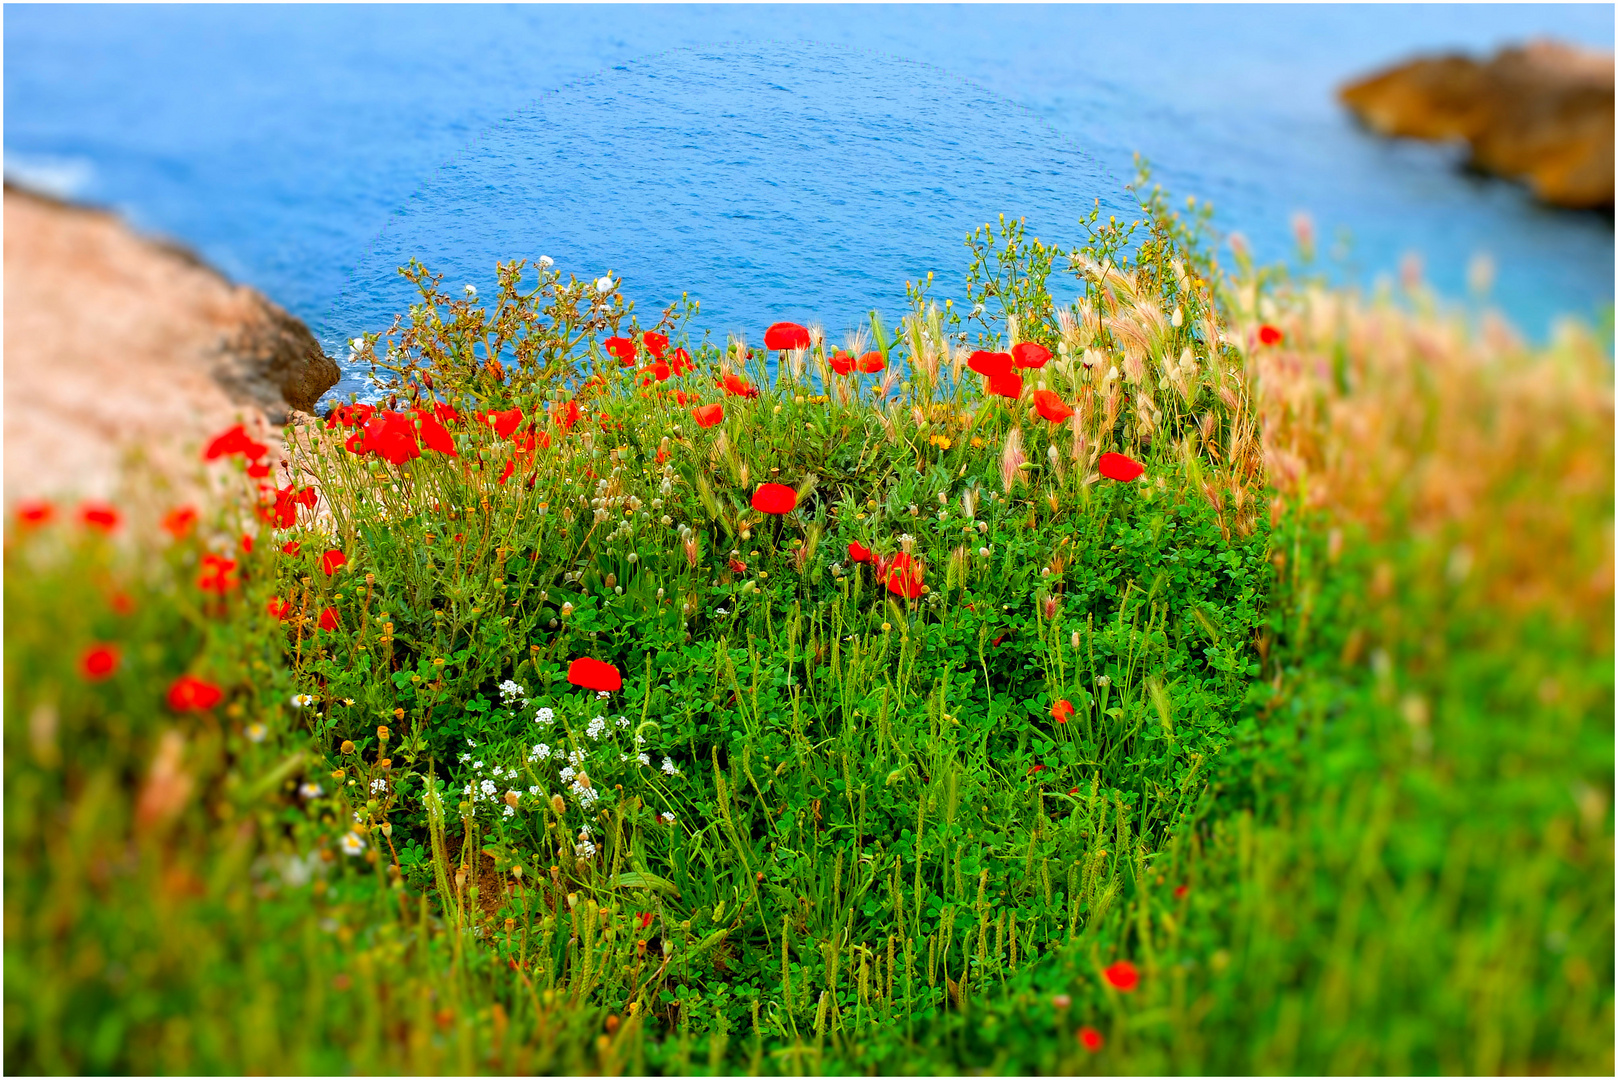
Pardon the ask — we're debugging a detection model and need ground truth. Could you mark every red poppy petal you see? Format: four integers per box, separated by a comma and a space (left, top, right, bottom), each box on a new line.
1098, 452, 1145, 482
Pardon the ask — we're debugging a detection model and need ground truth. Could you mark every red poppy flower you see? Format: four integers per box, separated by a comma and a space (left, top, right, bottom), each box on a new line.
167, 674, 224, 712
987, 370, 1023, 399
362, 411, 421, 466
109, 592, 135, 616
848, 541, 875, 564
885, 552, 923, 599
162, 506, 199, 539
1032, 390, 1073, 424
669, 347, 694, 376
318, 606, 339, 632
415, 409, 457, 456
247, 462, 272, 478
764, 322, 811, 351
551, 400, 581, 434
1258, 324, 1283, 346
203, 423, 269, 462
1103, 960, 1139, 992
295, 487, 317, 508
1173, 884, 1189, 900
636, 910, 655, 930
1011, 342, 1051, 368
16, 500, 54, 527
325, 403, 376, 430
643, 332, 669, 360
967, 350, 1013, 378
266, 596, 292, 620
498, 458, 516, 485
722, 374, 759, 399
433, 402, 462, 425
1052, 699, 1074, 724
1028, 764, 1046, 775
197, 553, 239, 595
344, 430, 368, 455
693, 403, 724, 428
1098, 452, 1145, 482
480, 408, 524, 439
567, 657, 622, 693
281, 541, 300, 556
993, 632, 1010, 647
1079, 1027, 1104, 1052
240, 534, 254, 554
638, 360, 670, 384
321, 549, 347, 576
828, 351, 855, 376
79, 503, 121, 531
81, 643, 120, 681
751, 483, 797, 515
604, 336, 637, 365
857, 351, 885, 374
727, 557, 748, 575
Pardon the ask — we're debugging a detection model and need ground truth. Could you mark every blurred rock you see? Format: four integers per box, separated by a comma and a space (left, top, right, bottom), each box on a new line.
3, 183, 338, 503
1340, 39, 1614, 211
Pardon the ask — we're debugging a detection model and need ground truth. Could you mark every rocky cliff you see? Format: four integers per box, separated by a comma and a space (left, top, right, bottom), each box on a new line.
4, 183, 340, 504
1340, 39, 1614, 211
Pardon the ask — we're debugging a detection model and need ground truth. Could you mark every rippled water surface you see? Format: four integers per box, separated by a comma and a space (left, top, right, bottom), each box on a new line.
6, 5, 1612, 398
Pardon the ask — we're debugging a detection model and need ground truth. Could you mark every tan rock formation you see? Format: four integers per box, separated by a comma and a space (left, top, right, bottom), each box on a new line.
4, 184, 340, 507
1339, 39, 1615, 210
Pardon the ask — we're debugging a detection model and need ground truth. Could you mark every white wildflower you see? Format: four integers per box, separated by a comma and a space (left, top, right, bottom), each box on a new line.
595, 276, 614, 294
586, 716, 607, 740
370, 778, 387, 794
291, 694, 315, 708
464, 284, 477, 298
245, 722, 267, 744
298, 782, 323, 800
638, 752, 651, 766
661, 757, 680, 777
341, 831, 367, 856
535, 706, 555, 726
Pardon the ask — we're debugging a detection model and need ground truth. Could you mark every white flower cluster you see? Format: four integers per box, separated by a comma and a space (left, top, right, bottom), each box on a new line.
662, 757, 681, 777
535, 706, 555, 726
369, 777, 388, 795
499, 680, 528, 706
586, 716, 607, 740
528, 743, 552, 762
575, 825, 597, 859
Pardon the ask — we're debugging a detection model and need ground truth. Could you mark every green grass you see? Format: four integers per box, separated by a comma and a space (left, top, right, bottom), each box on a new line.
5, 178, 1611, 1074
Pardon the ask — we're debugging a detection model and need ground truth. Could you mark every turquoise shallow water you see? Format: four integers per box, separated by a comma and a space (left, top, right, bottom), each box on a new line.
5, 4, 1612, 402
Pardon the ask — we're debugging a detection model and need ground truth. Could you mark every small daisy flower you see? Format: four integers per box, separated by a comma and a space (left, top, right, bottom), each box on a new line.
464, 284, 477, 298
291, 694, 315, 708
299, 782, 323, 800
245, 722, 267, 743
341, 831, 367, 856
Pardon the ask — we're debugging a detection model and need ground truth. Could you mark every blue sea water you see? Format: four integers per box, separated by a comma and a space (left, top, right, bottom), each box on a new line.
5, 4, 1613, 402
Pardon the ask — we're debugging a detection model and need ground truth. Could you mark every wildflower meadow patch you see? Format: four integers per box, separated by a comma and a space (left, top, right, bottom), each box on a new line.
5, 171, 1612, 1074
